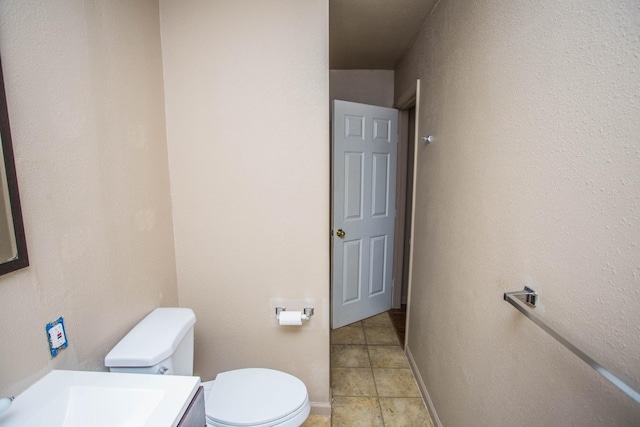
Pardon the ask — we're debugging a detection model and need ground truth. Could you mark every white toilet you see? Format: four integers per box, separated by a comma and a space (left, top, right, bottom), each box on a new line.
105, 307, 311, 427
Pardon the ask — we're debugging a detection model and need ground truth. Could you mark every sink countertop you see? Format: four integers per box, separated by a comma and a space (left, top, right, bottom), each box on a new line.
0, 370, 200, 427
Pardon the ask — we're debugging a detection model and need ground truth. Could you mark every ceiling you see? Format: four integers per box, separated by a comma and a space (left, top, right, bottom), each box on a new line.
330, 0, 438, 70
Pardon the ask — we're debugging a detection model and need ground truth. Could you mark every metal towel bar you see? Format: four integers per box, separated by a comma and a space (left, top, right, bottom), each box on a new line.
504, 287, 640, 404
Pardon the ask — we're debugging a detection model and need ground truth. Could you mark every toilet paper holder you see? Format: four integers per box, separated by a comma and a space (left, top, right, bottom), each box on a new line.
275, 306, 314, 320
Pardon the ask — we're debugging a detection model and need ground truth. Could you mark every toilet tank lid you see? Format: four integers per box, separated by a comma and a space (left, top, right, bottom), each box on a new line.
105, 308, 196, 368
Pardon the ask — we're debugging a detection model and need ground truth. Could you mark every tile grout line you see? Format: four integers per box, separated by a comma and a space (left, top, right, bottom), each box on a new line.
363, 320, 386, 426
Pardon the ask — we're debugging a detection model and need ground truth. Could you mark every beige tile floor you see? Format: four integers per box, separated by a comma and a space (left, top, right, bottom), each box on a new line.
302, 312, 434, 427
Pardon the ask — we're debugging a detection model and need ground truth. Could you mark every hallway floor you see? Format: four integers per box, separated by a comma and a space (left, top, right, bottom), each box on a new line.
303, 311, 433, 426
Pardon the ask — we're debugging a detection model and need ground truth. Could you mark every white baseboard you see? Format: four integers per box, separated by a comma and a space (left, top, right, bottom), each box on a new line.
310, 401, 332, 417
405, 345, 442, 427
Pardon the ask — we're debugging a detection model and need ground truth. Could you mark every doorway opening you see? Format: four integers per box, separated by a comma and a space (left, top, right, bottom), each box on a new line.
330, 81, 419, 348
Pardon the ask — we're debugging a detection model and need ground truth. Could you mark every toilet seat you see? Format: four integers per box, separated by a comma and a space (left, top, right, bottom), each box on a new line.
203, 368, 310, 427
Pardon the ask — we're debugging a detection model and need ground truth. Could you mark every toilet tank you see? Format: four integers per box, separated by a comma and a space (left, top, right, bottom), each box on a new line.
105, 308, 196, 376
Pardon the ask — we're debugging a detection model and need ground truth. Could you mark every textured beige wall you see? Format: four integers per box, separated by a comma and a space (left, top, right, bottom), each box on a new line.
0, 0, 178, 396
160, 0, 331, 412
330, 70, 395, 107
396, 0, 640, 425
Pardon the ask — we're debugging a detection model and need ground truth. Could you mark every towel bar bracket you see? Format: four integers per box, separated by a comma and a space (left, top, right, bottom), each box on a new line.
503, 286, 538, 307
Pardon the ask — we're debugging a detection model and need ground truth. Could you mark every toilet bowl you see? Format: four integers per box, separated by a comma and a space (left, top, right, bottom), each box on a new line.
105, 308, 310, 427
202, 368, 310, 427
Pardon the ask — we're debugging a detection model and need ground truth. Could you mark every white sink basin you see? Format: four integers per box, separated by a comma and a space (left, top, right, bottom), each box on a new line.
0, 370, 200, 427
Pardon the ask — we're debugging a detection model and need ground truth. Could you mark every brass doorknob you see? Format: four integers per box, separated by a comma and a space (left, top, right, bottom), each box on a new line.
336, 229, 346, 238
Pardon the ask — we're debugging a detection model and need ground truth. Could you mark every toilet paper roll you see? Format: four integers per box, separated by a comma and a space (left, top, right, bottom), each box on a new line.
279, 311, 303, 326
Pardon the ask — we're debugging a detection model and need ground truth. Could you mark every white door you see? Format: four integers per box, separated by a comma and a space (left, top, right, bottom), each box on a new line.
332, 100, 398, 329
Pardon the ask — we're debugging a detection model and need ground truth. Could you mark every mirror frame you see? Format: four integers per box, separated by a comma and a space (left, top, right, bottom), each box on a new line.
0, 56, 28, 275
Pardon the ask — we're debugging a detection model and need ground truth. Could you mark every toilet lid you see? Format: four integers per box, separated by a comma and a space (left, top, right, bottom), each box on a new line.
205, 368, 309, 427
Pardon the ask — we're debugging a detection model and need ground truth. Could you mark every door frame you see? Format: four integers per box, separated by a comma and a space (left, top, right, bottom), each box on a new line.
391, 80, 420, 345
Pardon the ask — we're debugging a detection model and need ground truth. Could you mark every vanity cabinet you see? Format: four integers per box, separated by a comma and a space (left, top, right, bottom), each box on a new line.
178, 386, 206, 427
